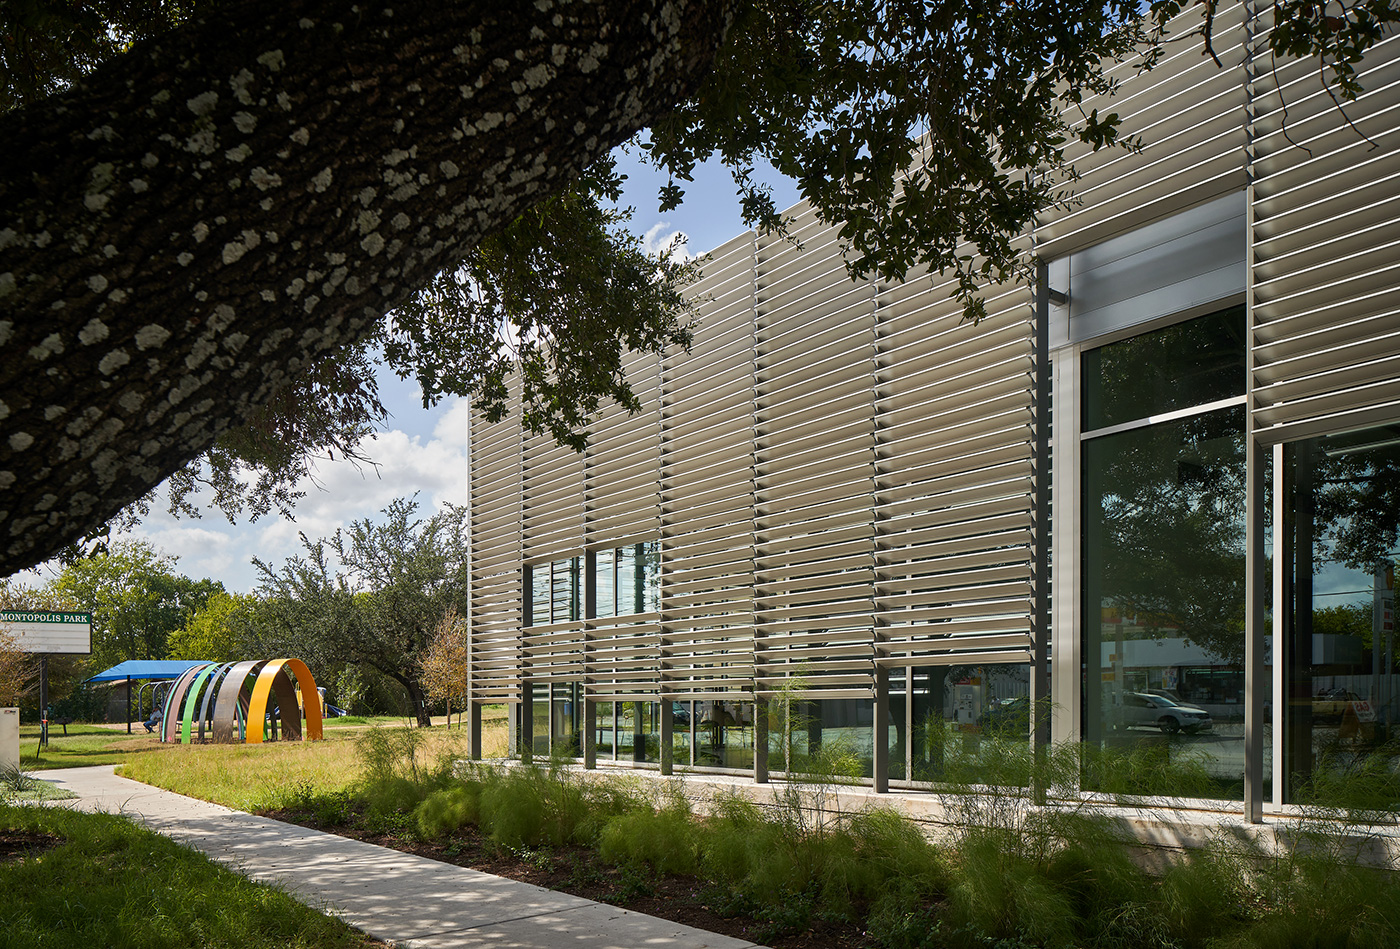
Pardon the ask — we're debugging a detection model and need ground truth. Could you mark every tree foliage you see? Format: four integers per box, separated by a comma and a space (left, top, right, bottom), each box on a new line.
1, 0, 1394, 562
50, 540, 223, 668
165, 590, 257, 662
253, 496, 468, 726
420, 606, 471, 725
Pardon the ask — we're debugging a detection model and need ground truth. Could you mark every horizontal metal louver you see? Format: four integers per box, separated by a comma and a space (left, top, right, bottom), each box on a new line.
874, 252, 1036, 669
1250, 27, 1400, 442
1036, 2, 1248, 260
753, 204, 877, 698
466, 377, 524, 700
660, 232, 758, 699
585, 351, 660, 545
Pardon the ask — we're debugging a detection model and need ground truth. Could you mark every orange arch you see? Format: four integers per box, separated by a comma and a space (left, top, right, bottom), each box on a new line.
246, 658, 323, 743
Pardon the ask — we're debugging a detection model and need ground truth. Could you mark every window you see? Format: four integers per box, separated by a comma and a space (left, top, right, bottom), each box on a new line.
1283, 424, 1400, 806
524, 557, 580, 625
526, 543, 658, 625
1081, 306, 1250, 800
593, 541, 660, 618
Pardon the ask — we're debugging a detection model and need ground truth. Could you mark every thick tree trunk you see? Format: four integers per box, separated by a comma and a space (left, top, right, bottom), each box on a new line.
405, 677, 432, 728
0, 0, 730, 575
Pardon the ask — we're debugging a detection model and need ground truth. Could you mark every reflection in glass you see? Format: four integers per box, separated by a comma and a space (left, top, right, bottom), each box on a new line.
551, 684, 580, 756
768, 697, 873, 779
594, 700, 615, 758
551, 557, 579, 623
616, 548, 637, 614
641, 541, 661, 612
530, 566, 550, 626
594, 549, 615, 618
900, 665, 1030, 785
1083, 406, 1248, 799
1284, 426, 1400, 807
616, 701, 661, 763
532, 684, 549, 756
671, 701, 693, 767
1082, 307, 1245, 431
696, 701, 754, 769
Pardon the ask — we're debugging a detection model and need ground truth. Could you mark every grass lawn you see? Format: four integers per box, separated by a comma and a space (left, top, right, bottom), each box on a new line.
20, 723, 166, 771
0, 804, 382, 948
117, 708, 509, 811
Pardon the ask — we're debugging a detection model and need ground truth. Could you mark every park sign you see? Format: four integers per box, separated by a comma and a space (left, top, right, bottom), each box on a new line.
0, 610, 92, 654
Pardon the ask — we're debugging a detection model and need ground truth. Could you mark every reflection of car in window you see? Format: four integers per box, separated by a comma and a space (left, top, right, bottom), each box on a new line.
1121, 691, 1213, 734
1310, 689, 1362, 723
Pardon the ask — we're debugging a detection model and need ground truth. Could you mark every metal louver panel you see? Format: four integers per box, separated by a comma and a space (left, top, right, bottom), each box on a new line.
1036, 2, 1249, 260
1250, 29, 1400, 442
659, 232, 758, 699
467, 377, 524, 700
753, 204, 877, 697
874, 253, 1036, 669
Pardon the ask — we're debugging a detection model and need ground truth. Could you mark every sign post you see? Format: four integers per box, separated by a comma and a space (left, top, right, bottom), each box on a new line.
0, 611, 92, 750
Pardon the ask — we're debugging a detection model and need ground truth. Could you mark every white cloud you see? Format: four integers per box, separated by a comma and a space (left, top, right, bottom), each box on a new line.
109, 397, 470, 594
642, 221, 691, 262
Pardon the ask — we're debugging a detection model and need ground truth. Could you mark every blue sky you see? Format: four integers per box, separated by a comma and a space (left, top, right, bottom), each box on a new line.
17, 149, 800, 595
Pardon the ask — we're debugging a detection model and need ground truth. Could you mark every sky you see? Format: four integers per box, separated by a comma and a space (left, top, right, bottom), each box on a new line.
16, 149, 801, 596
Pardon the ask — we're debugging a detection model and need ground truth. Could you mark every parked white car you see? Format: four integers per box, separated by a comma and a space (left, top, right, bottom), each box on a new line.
1121, 692, 1213, 734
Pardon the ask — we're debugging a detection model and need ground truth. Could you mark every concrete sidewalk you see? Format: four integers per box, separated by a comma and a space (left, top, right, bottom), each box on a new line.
39, 765, 765, 949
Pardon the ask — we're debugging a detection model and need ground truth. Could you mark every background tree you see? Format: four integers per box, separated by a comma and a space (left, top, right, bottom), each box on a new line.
254, 496, 468, 726
420, 606, 470, 728
0, 629, 33, 708
51, 540, 223, 668
165, 590, 257, 662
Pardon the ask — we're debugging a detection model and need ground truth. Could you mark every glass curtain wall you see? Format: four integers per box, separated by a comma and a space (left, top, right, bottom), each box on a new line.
893, 665, 1030, 785
1283, 424, 1400, 806
766, 698, 874, 779
1081, 307, 1252, 800
696, 701, 755, 769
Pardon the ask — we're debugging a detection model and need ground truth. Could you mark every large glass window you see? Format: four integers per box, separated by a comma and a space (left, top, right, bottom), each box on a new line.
1081, 307, 1251, 800
594, 548, 615, 618
768, 697, 873, 779
896, 664, 1031, 786
1284, 425, 1400, 807
592, 542, 660, 618
525, 558, 580, 626
696, 701, 754, 770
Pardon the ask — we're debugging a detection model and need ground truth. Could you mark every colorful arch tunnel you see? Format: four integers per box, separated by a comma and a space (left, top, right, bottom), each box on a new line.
159, 659, 324, 744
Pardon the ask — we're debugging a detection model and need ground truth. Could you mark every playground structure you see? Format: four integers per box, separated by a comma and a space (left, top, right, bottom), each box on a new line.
159, 659, 323, 744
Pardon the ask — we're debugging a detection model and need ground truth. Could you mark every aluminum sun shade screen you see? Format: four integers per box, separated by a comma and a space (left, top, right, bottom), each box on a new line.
753, 204, 879, 698
467, 375, 524, 700
1250, 29, 1400, 443
873, 247, 1036, 669
586, 349, 662, 699
1034, 3, 1248, 261
519, 383, 587, 685
658, 232, 758, 699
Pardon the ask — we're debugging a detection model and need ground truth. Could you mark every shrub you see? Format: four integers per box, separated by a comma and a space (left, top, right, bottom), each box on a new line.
414, 784, 481, 839
598, 803, 699, 875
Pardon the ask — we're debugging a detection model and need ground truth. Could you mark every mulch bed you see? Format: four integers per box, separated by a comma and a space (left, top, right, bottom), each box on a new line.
0, 829, 63, 866
263, 808, 871, 948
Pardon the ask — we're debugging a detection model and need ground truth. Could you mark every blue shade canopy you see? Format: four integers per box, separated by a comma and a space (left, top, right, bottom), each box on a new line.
84, 660, 209, 683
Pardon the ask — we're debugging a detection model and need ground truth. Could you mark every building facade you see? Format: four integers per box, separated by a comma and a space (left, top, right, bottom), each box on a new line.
462, 2, 1400, 820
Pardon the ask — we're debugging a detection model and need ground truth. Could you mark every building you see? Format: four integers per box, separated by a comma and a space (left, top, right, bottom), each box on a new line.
461, 2, 1400, 822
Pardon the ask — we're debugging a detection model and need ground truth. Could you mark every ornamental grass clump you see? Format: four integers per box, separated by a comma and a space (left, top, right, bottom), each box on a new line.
598, 798, 700, 875
475, 759, 645, 848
